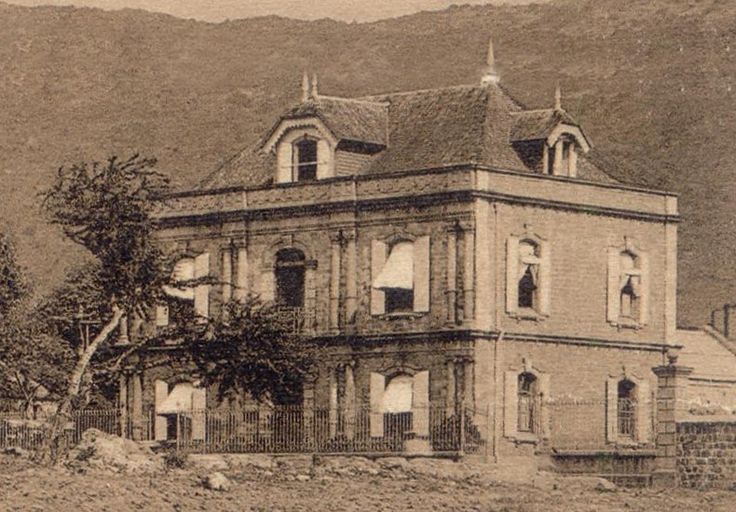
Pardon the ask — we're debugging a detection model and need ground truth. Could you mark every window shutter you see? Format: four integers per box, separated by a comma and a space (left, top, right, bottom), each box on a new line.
538, 241, 552, 316
606, 378, 618, 443
155, 304, 169, 327
260, 270, 276, 303
276, 142, 292, 183
191, 388, 206, 441
369, 372, 385, 437
194, 252, 210, 319
235, 247, 248, 301
506, 237, 520, 314
637, 379, 652, 443
344, 366, 356, 439
413, 236, 431, 313
639, 252, 651, 326
316, 139, 331, 179
329, 370, 338, 437
607, 248, 621, 323
412, 370, 430, 437
154, 380, 168, 441
221, 249, 233, 304
538, 373, 552, 439
503, 371, 519, 438
371, 240, 387, 315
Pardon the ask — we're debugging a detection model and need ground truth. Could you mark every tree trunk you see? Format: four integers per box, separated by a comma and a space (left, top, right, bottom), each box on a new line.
40, 306, 124, 465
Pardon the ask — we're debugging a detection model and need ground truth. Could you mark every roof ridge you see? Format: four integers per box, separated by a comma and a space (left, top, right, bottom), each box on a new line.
359, 82, 484, 100
317, 94, 389, 106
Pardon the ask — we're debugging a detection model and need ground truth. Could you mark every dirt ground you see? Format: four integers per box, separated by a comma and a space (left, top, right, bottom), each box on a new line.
1, 454, 734, 512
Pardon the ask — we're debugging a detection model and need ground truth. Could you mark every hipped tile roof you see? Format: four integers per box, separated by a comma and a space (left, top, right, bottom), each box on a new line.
199, 82, 616, 191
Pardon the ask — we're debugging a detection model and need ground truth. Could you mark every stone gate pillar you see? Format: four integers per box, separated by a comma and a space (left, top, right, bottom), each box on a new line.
651, 354, 692, 487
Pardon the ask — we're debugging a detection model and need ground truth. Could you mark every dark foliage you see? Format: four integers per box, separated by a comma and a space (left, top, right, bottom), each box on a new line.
178, 296, 316, 405
41, 154, 171, 312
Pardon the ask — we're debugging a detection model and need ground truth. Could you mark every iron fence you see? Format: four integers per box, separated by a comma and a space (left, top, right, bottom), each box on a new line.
546, 398, 655, 451
164, 404, 486, 455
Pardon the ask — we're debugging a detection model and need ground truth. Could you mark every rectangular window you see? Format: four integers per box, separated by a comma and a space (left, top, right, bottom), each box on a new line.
371, 237, 430, 315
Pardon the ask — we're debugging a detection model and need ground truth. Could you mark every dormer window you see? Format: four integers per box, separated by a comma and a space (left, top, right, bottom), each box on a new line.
294, 138, 318, 181
545, 136, 578, 177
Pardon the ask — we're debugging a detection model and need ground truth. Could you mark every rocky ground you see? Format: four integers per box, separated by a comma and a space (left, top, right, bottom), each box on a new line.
1, 432, 734, 512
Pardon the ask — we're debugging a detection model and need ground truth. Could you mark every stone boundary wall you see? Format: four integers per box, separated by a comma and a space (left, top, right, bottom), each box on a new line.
677, 421, 736, 489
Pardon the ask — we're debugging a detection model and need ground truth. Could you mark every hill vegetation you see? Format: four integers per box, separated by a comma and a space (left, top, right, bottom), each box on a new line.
0, 0, 733, 326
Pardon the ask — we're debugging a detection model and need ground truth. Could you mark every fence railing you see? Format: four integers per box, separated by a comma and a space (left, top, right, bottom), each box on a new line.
1, 405, 485, 456
546, 398, 656, 451
170, 405, 486, 455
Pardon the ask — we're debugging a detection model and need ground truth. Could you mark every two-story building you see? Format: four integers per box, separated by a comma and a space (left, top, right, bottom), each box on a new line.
118, 43, 682, 461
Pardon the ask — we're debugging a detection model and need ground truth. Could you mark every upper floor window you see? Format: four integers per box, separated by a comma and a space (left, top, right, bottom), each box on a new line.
294, 138, 318, 181
518, 241, 540, 309
374, 241, 414, 314
157, 253, 210, 326
619, 252, 641, 320
275, 248, 306, 309
371, 236, 430, 316
506, 235, 550, 318
607, 244, 649, 327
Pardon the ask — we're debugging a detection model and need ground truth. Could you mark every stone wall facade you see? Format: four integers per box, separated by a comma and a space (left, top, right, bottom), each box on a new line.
677, 421, 736, 488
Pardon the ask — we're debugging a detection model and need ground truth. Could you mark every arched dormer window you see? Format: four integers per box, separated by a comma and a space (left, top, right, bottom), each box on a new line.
546, 135, 579, 177
293, 138, 318, 181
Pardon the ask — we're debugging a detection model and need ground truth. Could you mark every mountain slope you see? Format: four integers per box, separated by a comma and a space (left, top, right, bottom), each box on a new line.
0, 0, 733, 327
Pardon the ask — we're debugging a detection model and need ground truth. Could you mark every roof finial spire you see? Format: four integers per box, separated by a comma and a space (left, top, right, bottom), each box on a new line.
481, 37, 500, 85
554, 82, 562, 111
311, 73, 319, 99
301, 71, 310, 102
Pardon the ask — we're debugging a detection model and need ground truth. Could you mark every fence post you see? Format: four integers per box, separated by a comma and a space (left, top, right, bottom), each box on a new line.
651, 356, 692, 488
459, 403, 466, 456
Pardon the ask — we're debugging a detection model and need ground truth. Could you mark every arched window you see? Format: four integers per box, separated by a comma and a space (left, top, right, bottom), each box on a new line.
275, 249, 306, 308
619, 251, 641, 320
375, 241, 414, 314
294, 138, 318, 181
617, 379, 637, 438
162, 257, 196, 325
518, 240, 540, 309
517, 372, 538, 433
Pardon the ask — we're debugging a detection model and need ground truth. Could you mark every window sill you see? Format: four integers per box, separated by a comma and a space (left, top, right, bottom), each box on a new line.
610, 318, 642, 331
509, 309, 548, 322
375, 312, 426, 321
509, 432, 539, 444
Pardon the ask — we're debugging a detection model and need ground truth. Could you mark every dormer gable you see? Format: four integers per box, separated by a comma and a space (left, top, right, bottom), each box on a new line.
510, 86, 591, 178
262, 74, 388, 184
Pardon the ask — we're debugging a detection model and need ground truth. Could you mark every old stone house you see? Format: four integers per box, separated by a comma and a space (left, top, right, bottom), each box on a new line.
116, 43, 725, 463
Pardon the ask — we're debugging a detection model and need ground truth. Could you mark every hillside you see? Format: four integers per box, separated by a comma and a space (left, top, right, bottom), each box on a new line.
0, 0, 733, 326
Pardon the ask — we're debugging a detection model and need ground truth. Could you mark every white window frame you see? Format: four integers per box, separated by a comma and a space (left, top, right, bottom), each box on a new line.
606, 375, 652, 445
503, 365, 551, 442
607, 240, 650, 328
371, 235, 430, 316
506, 234, 551, 319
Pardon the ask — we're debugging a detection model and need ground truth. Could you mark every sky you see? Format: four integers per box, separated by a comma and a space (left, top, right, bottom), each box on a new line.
5, 0, 542, 22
